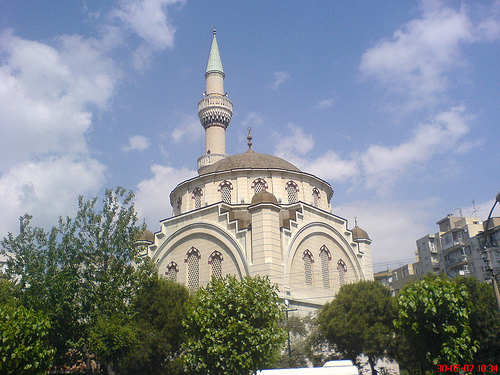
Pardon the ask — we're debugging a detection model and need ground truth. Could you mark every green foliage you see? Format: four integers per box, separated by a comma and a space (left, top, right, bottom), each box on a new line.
183, 275, 287, 375
119, 277, 190, 375
0, 304, 55, 375
454, 276, 500, 365
394, 275, 479, 371
1, 187, 156, 372
317, 280, 397, 372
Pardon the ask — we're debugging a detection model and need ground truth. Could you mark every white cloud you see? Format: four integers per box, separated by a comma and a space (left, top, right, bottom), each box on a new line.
0, 30, 118, 171
171, 114, 201, 144
271, 106, 473, 192
242, 112, 266, 129
122, 135, 151, 152
360, 106, 471, 192
334, 198, 438, 270
270, 71, 290, 90
134, 164, 196, 223
0, 156, 106, 237
317, 98, 335, 109
360, 1, 474, 110
113, 0, 183, 49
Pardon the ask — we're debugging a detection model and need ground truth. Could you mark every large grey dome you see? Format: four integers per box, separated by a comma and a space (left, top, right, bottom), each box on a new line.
200, 150, 301, 175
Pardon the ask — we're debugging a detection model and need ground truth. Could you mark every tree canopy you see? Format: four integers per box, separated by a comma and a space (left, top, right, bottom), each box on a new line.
1, 187, 156, 374
183, 275, 286, 375
317, 280, 397, 373
0, 303, 55, 375
118, 276, 190, 375
394, 275, 479, 372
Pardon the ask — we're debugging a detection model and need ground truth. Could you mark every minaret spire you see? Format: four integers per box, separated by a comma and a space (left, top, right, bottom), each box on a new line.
197, 29, 233, 174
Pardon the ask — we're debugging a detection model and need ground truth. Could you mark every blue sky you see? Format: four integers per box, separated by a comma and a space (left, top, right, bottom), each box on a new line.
1, 0, 500, 271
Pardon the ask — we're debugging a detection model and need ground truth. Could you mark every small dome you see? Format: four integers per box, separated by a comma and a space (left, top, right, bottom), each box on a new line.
251, 191, 279, 206
352, 225, 370, 241
136, 229, 155, 244
200, 151, 301, 175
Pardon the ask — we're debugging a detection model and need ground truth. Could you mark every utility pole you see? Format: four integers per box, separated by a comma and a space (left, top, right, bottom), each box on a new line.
284, 299, 298, 359
482, 192, 500, 314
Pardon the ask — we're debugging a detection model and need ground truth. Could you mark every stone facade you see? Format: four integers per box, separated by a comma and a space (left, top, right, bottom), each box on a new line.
140, 31, 373, 314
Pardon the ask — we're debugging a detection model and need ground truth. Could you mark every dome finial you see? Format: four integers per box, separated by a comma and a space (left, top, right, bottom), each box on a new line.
247, 127, 253, 150
354, 216, 358, 226
213, 27, 216, 36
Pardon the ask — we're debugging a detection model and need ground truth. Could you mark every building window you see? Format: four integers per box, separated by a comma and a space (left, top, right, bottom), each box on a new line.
286, 181, 299, 203
192, 188, 203, 209
186, 247, 201, 291
337, 259, 347, 286
319, 245, 331, 288
312, 187, 320, 207
252, 178, 268, 194
209, 251, 223, 279
176, 197, 182, 211
166, 261, 179, 282
218, 181, 232, 204
303, 250, 314, 285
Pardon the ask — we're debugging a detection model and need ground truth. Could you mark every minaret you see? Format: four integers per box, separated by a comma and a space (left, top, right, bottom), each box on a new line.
197, 29, 233, 174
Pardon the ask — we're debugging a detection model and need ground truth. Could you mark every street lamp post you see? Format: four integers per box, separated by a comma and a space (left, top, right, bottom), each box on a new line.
483, 192, 500, 314
284, 299, 297, 359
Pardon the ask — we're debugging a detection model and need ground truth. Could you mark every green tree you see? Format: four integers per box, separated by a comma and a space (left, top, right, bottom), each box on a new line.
119, 277, 190, 375
1, 187, 156, 374
394, 275, 479, 373
0, 304, 55, 375
317, 280, 397, 374
183, 275, 286, 375
454, 276, 500, 365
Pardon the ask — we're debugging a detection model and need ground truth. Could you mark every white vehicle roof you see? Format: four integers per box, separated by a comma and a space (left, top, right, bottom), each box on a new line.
256, 361, 358, 375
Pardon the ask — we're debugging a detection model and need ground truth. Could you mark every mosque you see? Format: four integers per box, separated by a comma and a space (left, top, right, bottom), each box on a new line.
138, 30, 373, 313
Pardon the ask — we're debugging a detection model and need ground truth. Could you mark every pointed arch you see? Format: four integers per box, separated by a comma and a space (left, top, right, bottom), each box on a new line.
337, 259, 347, 286
166, 261, 179, 282
192, 187, 203, 209
319, 245, 332, 288
251, 178, 268, 194
209, 251, 224, 279
185, 247, 201, 291
303, 250, 314, 285
286, 181, 299, 203
218, 180, 233, 204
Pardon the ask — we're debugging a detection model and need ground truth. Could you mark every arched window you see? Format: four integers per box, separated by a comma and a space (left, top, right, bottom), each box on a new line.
209, 251, 223, 279
252, 178, 268, 194
218, 181, 232, 204
312, 187, 320, 207
319, 245, 331, 288
303, 250, 314, 285
337, 259, 347, 286
286, 181, 299, 203
192, 188, 203, 209
166, 261, 179, 282
185, 247, 201, 291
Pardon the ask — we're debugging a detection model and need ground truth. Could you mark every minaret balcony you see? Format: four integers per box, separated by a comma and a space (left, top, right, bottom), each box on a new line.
197, 153, 228, 173
198, 95, 233, 128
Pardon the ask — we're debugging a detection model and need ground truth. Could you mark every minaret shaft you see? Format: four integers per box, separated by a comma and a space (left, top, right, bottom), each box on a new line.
197, 30, 233, 174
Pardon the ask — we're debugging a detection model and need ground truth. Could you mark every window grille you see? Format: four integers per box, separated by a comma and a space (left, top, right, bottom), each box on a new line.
193, 188, 202, 209
337, 259, 347, 286
219, 181, 232, 204
312, 187, 320, 207
209, 251, 223, 279
286, 181, 298, 203
166, 261, 179, 282
186, 247, 201, 291
319, 246, 331, 288
303, 250, 314, 285
252, 178, 268, 194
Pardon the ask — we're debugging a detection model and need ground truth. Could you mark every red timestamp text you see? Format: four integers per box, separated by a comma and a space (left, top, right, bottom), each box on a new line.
437, 364, 499, 372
